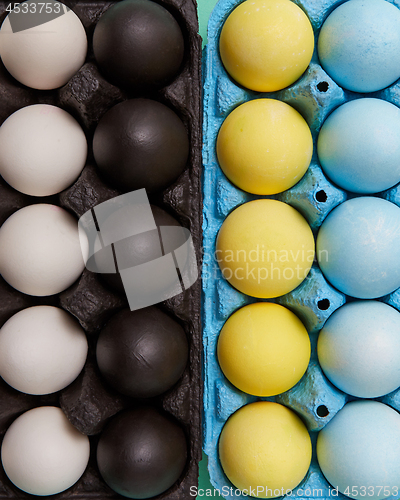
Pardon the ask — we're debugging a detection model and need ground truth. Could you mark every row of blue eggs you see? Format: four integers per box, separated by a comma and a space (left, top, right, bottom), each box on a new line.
316, 0, 400, 486
315, 0, 400, 394
309, 1, 400, 490
299, 0, 400, 402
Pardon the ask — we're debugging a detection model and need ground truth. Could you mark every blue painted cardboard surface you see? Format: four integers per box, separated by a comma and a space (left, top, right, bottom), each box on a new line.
202, 0, 400, 498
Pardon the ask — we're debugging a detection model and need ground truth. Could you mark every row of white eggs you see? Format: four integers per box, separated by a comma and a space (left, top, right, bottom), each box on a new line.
0, 306, 91, 495
0, 3, 91, 496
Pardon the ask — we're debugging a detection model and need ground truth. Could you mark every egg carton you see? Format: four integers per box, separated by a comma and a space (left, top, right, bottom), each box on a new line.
202, 0, 400, 498
0, 0, 202, 499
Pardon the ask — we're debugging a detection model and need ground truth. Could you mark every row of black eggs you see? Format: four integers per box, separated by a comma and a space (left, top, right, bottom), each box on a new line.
0, 0, 193, 498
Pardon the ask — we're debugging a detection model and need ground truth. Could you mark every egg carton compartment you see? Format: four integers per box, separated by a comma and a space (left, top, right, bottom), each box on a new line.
0, 0, 202, 499
202, 0, 400, 498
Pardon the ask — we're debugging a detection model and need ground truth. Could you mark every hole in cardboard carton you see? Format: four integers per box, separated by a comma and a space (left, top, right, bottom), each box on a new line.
317, 81, 329, 92
315, 190, 327, 202
317, 405, 329, 417
317, 299, 330, 310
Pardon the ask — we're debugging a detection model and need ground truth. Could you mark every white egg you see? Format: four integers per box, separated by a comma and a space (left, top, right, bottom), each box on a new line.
0, 1, 87, 90
0, 306, 88, 395
1, 406, 90, 496
0, 104, 87, 197
0, 204, 88, 296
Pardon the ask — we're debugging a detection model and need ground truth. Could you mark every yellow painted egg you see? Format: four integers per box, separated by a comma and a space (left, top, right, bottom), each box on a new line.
217, 99, 313, 195
216, 199, 315, 298
217, 302, 310, 397
219, 0, 314, 92
219, 402, 312, 498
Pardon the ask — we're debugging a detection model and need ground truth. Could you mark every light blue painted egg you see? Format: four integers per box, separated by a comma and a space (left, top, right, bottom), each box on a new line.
318, 99, 400, 194
318, 301, 400, 398
317, 401, 400, 500
317, 197, 400, 298
318, 0, 400, 93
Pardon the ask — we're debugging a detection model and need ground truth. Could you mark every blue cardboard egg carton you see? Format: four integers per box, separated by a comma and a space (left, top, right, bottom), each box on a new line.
202, 0, 400, 498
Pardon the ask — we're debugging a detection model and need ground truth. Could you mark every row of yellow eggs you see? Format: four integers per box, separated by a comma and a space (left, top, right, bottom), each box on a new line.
220, 0, 400, 94
219, 399, 400, 499
217, 97, 400, 197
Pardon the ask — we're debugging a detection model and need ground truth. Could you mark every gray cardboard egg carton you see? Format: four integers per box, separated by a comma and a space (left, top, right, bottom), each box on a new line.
202, 0, 400, 498
0, 0, 202, 498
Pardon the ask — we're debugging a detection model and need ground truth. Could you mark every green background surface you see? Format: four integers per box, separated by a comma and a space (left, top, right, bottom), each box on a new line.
197, 451, 223, 498
196, 0, 223, 497
198, 0, 219, 46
